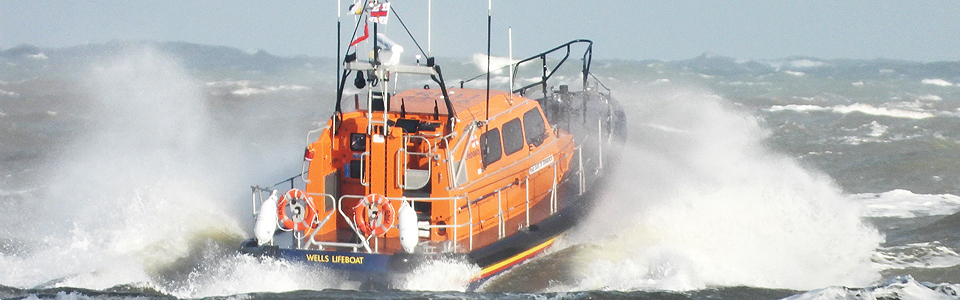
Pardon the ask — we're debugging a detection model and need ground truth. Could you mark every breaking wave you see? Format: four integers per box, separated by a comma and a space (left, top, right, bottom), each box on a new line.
767, 103, 936, 119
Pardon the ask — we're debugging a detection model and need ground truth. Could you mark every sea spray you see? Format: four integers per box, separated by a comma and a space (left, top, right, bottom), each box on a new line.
165, 240, 356, 298
556, 84, 884, 291
394, 256, 481, 292
0, 45, 331, 297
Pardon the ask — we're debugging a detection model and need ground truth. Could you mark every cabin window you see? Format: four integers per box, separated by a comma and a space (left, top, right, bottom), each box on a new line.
502, 118, 524, 156
523, 108, 547, 146
480, 128, 502, 167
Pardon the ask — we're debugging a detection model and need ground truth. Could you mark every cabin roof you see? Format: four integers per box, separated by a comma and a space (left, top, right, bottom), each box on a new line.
390, 88, 524, 122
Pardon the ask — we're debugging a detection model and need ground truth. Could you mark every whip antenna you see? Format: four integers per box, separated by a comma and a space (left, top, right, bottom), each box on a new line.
485, 0, 491, 124
337, 0, 342, 97
428, 0, 432, 56
508, 27, 513, 104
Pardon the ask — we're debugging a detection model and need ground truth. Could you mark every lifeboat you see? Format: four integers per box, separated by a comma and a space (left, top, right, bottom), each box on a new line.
239, 0, 626, 290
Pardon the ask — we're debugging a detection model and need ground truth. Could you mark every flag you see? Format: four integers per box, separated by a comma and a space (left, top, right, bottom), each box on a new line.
368, 2, 389, 24
350, 23, 369, 47
348, 2, 364, 15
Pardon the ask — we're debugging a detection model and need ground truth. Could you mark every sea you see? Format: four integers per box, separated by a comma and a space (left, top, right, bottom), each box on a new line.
2, 43, 960, 300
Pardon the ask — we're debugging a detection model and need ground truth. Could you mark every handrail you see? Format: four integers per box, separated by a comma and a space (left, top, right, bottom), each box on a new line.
397, 134, 434, 189
359, 152, 370, 187
301, 125, 329, 184
447, 121, 479, 189
458, 39, 595, 96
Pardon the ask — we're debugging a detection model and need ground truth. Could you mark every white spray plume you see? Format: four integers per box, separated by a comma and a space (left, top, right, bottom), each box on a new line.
0, 45, 334, 297
559, 83, 883, 291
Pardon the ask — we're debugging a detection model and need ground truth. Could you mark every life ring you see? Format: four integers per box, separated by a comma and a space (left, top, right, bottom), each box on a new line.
353, 193, 396, 236
276, 188, 318, 231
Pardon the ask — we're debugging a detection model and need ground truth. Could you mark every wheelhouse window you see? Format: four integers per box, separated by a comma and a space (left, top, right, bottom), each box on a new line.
480, 128, 502, 167
502, 118, 524, 156
523, 108, 547, 146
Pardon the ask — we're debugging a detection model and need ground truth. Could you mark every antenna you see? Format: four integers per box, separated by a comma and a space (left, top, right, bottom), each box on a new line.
508, 27, 513, 104
485, 0, 491, 124
337, 0, 342, 100
427, 0, 432, 56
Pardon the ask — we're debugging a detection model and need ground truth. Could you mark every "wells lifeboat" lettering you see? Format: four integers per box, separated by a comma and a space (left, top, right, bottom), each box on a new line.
305, 254, 366, 264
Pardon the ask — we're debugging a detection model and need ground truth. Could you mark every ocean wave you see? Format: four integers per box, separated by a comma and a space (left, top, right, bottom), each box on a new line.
853, 189, 960, 218
470, 53, 517, 74
767, 103, 936, 119
873, 242, 960, 270
789, 59, 828, 68
921, 79, 955, 87
785, 276, 959, 300
0, 89, 19, 98
205, 80, 310, 96
782, 70, 805, 76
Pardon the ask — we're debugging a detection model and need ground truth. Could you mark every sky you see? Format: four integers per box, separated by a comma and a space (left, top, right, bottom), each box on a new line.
2, 0, 959, 62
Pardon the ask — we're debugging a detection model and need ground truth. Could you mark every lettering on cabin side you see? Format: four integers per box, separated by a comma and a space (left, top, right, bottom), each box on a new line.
305, 254, 365, 265
529, 155, 554, 175
465, 149, 481, 160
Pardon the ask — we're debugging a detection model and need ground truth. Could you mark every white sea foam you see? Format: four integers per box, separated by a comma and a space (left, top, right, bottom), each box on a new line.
921, 78, 954, 87
852, 189, 960, 218
767, 104, 826, 113
559, 86, 882, 291
867, 121, 888, 137
785, 276, 959, 300
394, 257, 480, 292
834, 103, 935, 119
873, 242, 960, 270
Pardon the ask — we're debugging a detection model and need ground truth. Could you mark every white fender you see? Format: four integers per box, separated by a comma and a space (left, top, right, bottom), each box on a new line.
397, 201, 418, 253
254, 190, 280, 245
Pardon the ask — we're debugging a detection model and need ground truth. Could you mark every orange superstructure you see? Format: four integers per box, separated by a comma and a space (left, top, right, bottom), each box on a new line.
297, 85, 576, 255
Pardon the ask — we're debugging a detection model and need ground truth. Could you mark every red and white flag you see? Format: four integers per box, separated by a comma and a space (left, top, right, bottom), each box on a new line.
350, 23, 369, 47
368, 2, 389, 24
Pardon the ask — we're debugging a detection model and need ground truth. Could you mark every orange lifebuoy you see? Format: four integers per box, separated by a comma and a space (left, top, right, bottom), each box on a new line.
276, 188, 318, 231
353, 193, 396, 236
